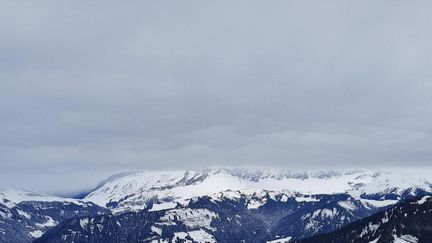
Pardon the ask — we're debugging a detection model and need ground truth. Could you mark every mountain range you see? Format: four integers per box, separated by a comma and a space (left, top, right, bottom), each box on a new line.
1, 168, 432, 242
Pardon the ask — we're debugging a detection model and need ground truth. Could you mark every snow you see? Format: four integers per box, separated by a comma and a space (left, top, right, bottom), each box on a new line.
29, 230, 43, 238
312, 208, 337, 219
84, 168, 432, 213
360, 199, 398, 209
360, 222, 380, 237
247, 199, 265, 209
16, 209, 31, 219
80, 218, 89, 229
149, 201, 178, 212
188, 229, 217, 243
393, 234, 418, 243
280, 194, 289, 202
354, 170, 432, 198
160, 208, 218, 231
173, 232, 189, 241
267, 236, 292, 243
305, 221, 316, 231
295, 196, 319, 202
151, 226, 162, 236
306, 208, 338, 220
416, 196, 430, 205
0, 188, 89, 208
169, 229, 217, 242
338, 201, 357, 211
35, 216, 57, 228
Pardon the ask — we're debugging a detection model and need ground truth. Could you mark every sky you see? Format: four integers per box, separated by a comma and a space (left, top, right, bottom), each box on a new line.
1, 0, 432, 194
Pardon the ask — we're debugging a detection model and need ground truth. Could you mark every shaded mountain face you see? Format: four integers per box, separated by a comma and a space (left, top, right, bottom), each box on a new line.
0, 189, 109, 243
297, 196, 432, 243
1, 168, 432, 242
34, 194, 376, 243
32, 193, 431, 243
0, 201, 109, 243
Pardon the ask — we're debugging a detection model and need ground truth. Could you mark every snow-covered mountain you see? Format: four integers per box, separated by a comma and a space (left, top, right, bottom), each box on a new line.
0, 188, 108, 243
35, 193, 432, 243
0, 188, 92, 209
84, 168, 432, 213
298, 196, 432, 243
2, 168, 432, 242
34, 193, 382, 243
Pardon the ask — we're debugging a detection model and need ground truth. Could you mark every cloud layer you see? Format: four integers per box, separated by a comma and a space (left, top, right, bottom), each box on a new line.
1, 0, 432, 193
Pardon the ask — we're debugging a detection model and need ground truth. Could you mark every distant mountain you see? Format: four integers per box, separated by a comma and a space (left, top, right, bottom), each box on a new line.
297, 196, 432, 243
83, 168, 432, 213
1, 168, 432, 242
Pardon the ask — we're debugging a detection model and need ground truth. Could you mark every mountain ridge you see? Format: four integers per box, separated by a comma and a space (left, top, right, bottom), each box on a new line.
297, 196, 432, 243
83, 168, 432, 213
1, 167, 432, 242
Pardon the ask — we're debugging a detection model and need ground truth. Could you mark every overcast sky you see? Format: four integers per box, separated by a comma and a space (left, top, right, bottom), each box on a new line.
1, 0, 432, 194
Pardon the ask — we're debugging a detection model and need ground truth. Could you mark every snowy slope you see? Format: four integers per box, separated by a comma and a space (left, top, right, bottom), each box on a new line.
84, 168, 432, 213
0, 188, 89, 208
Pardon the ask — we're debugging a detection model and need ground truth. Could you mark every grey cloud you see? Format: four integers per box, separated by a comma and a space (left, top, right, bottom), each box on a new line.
1, 0, 432, 193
